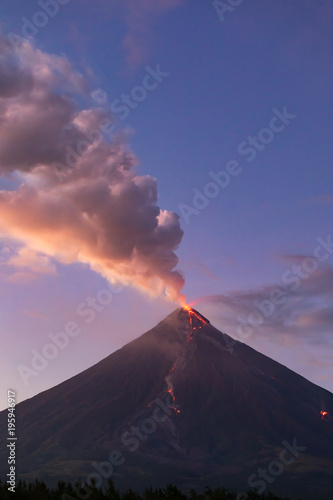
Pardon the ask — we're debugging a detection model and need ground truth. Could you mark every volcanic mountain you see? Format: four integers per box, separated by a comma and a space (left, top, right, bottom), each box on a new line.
1, 307, 333, 499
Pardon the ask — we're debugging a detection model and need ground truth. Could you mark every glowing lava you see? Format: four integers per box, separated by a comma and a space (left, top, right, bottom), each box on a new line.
320, 410, 329, 420
164, 306, 209, 413
183, 304, 207, 323
165, 362, 180, 413
182, 305, 208, 340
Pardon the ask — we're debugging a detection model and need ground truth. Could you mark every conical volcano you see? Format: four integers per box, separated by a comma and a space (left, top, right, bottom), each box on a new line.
0, 307, 333, 498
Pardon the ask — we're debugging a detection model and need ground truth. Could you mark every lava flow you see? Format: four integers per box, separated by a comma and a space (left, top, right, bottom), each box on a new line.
165, 363, 180, 414
183, 305, 208, 340
164, 306, 209, 413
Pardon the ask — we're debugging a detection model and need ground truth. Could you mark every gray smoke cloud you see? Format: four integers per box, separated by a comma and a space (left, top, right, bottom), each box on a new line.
0, 36, 185, 302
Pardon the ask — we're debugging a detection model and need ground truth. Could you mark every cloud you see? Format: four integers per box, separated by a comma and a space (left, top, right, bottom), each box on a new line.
306, 194, 333, 205
6, 248, 57, 275
0, 36, 185, 302
196, 264, 333, 342
293, 307, 333, 331
120, 0, 187, 69
22, 309, 47, 320
0, 37, 87, 173
6, 271, 37, 285
195, 264, 333, 390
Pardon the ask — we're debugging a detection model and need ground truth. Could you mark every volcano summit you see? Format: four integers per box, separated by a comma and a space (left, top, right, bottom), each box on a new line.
0, 307, 332, 499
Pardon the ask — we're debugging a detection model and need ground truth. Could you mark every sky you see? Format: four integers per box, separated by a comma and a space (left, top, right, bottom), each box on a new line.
0, 0, 332, 410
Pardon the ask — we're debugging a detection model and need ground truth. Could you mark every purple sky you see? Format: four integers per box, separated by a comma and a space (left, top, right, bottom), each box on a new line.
0, 0, 333, 410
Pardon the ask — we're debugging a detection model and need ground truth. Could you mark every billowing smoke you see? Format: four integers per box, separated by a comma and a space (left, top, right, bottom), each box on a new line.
0, 36, 185, 302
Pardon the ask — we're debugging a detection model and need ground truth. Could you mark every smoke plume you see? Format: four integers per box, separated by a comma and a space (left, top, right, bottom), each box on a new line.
0, 36, 185, 302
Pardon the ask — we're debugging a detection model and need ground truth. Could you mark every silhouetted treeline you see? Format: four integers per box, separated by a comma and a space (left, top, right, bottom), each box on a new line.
0, 478, 302, 500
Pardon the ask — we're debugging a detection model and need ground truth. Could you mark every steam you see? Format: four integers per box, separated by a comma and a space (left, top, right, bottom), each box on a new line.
0, 36, 185, 302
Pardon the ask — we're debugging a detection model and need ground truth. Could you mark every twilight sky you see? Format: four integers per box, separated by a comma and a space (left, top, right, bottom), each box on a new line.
0, 0, 333, 410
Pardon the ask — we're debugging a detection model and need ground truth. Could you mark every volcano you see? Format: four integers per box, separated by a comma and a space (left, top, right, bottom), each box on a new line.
1, 307, 333, 499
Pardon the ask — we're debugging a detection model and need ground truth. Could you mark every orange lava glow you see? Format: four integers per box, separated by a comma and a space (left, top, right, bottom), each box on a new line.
182, 305, 207, 341
183, 305, 207, 324
320, 410, 329, 420
165, 361, 180, 414
167, 388, 180, 413
164, 306, 208, 414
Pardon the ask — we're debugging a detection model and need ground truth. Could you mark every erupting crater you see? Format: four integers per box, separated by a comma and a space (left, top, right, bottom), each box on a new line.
182, 305, 209, 340
165, 306, 211, 413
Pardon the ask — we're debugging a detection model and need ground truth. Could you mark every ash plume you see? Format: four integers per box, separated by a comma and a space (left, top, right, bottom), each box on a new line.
0, 36, 185, 302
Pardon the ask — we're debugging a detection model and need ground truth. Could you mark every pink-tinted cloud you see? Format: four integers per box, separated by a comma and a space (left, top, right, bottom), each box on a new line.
6, 248, 57, 275
120, 0, 187, 69
22, 309, 47, 320
195, 265, 333, 390
6, 271, 37, 285
197, 264, 333, 341
0, 36, 185, 302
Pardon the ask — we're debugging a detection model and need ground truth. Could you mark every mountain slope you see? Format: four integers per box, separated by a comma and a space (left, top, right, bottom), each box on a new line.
0, 307, 332, 498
